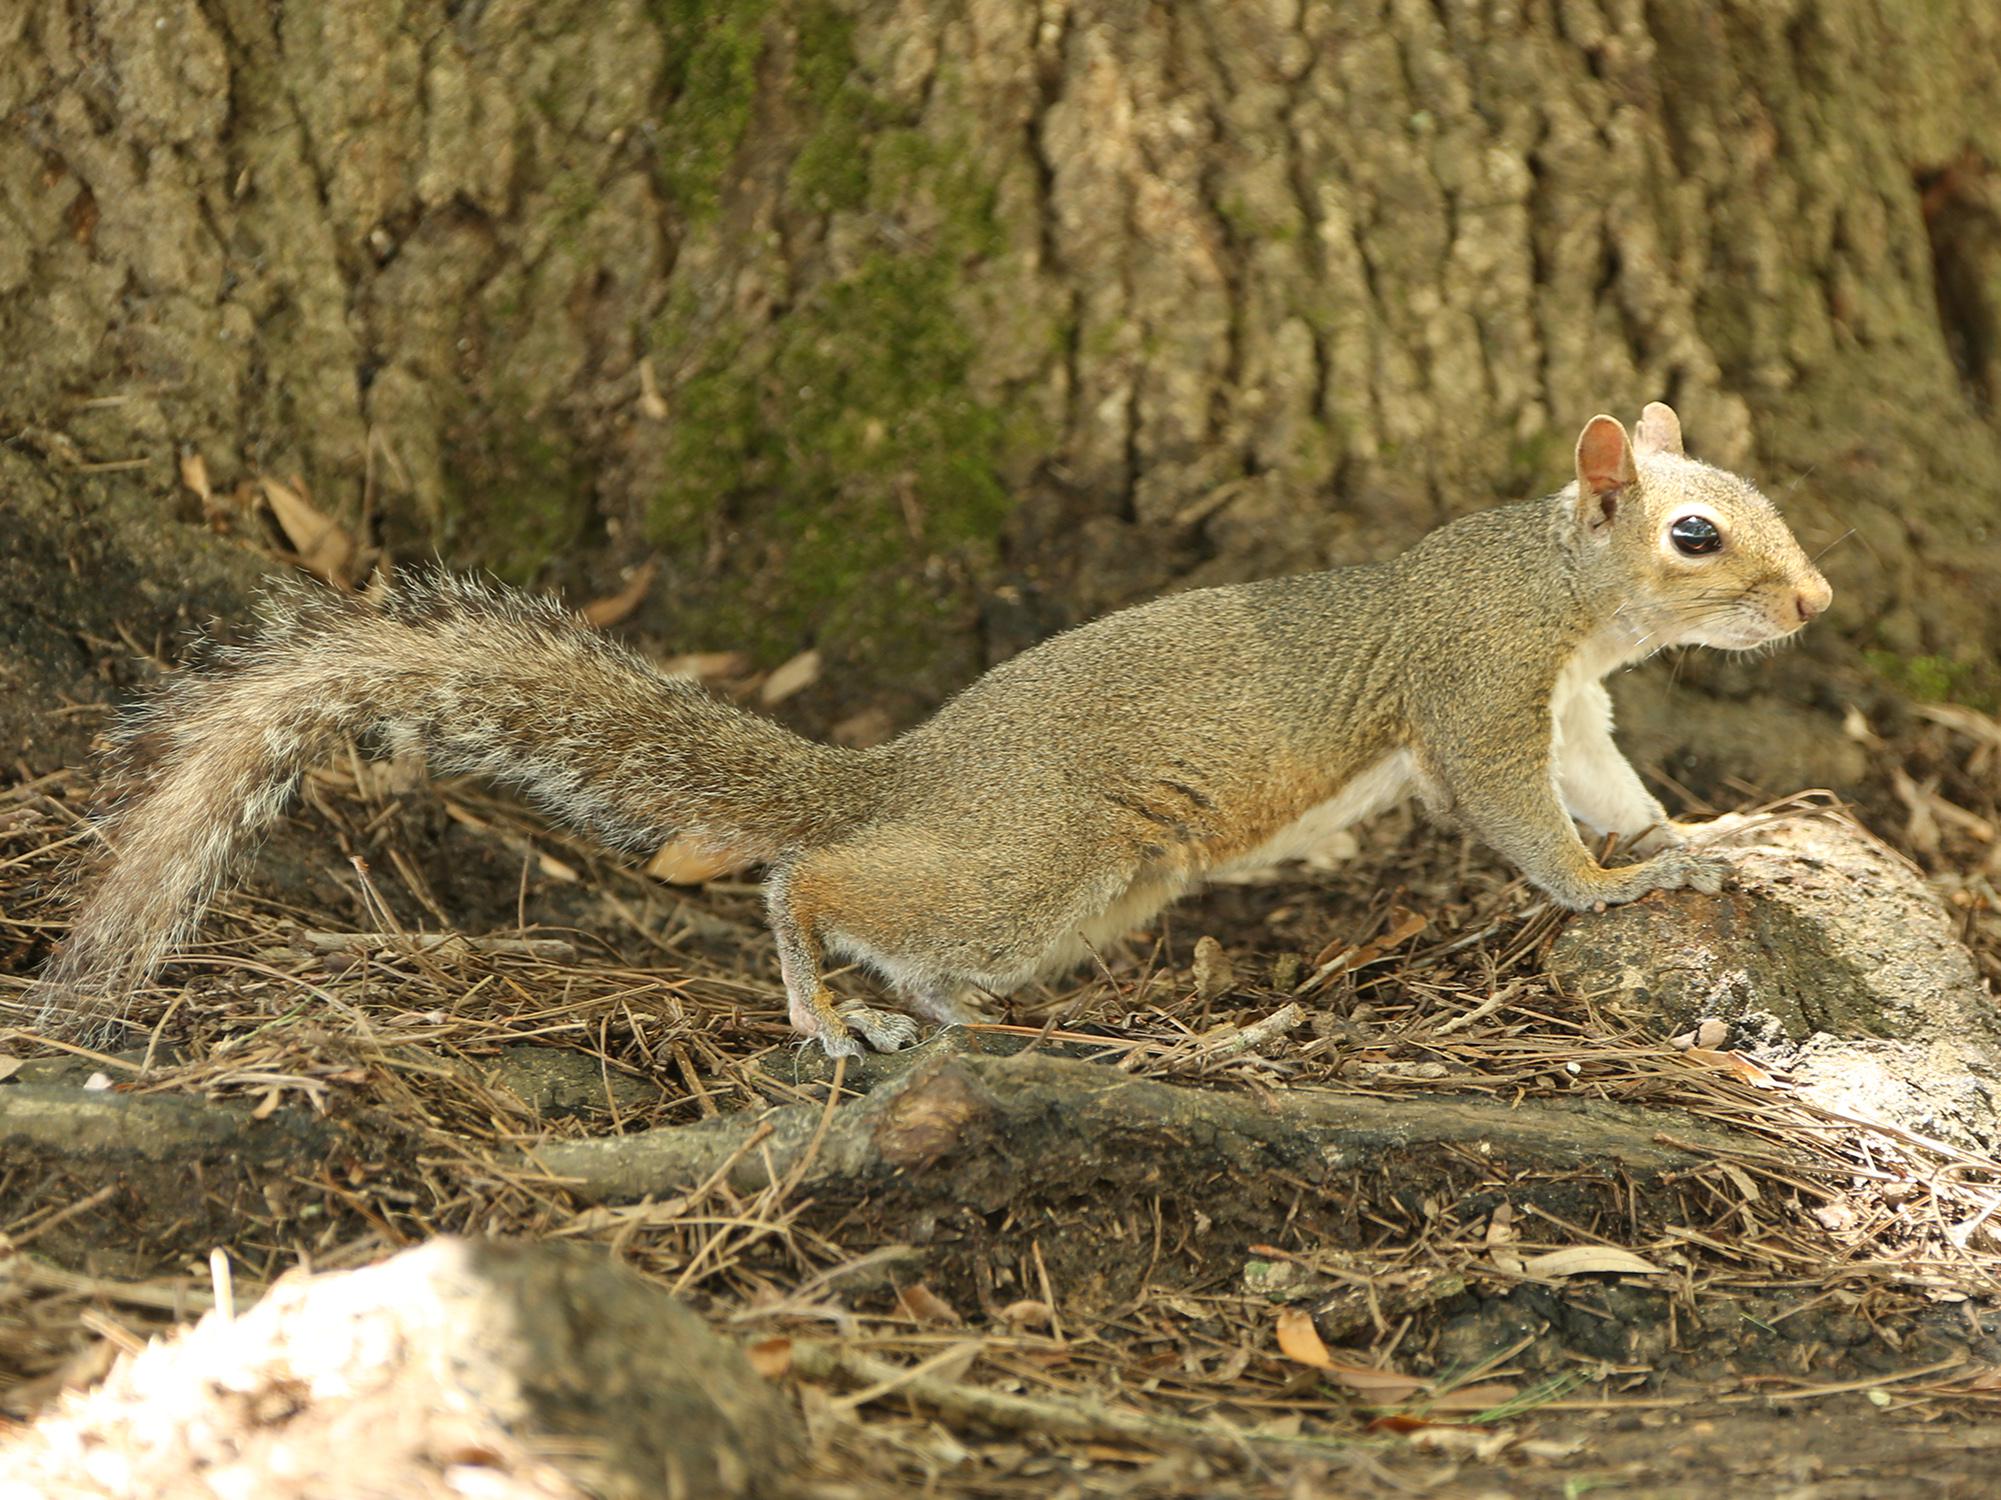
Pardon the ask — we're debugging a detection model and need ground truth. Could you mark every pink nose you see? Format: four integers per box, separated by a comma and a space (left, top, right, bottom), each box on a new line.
1796, 574, 1832, 623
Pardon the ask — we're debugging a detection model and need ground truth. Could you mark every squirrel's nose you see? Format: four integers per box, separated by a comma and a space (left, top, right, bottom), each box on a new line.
1795, 573, 1832, 623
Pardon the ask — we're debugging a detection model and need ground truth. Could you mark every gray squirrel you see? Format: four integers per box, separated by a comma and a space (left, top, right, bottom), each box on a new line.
41, 403, 1831, 1056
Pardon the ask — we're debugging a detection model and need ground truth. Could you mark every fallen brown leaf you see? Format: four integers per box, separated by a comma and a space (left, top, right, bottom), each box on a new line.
1275, 1307, 1332, 1368
996, 1299, 1055, 1330
1275, 1310, 1425, 1398
178, 449, 211, 505
1518, 1247, 1665, 1279
645, 840, 745, 886
746, 1336, 793, 1379
581, 558, 658, 628
637, 356, 670, 421
896, 1282, 962, 1326
759, 649, 822, 707
1681, 1047, 1780, 1088
660, 650, 752, 681
259, 474, 357, 586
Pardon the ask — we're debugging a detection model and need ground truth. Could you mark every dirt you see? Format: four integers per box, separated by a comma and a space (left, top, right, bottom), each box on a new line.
5, 738, 2001, 1495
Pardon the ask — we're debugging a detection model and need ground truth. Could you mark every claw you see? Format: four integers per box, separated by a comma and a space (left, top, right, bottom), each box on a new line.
837, 1003, 920, 1052
815, 1027, 866, 1059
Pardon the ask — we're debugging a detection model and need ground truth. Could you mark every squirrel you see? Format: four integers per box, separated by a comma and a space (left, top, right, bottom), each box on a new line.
38, 403, 1830, 1057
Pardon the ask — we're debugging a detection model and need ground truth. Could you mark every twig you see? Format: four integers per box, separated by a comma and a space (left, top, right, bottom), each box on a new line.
299, 930, 578, 962
1194, 1001, 1306, 1059
789, 1340, 1367, 1463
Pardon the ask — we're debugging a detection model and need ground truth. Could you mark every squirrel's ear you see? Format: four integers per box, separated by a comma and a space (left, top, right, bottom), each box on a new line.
1574, 415, 1636, 533
1634, 401, 1685, 459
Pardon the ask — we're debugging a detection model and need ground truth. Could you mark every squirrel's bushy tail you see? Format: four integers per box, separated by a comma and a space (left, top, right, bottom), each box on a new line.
40, 571, 882, 1030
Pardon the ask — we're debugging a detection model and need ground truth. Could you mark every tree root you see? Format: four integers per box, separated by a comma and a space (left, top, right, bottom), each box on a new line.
532, 1032, 1731, 1206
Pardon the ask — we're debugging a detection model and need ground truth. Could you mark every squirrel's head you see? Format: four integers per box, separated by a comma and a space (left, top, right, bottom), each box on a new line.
1569, 403, 1832, 653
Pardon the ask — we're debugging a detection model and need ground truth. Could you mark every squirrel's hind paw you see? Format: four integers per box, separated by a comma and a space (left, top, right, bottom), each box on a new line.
791, 983, 919, 1056
835, 1002, 921, 1053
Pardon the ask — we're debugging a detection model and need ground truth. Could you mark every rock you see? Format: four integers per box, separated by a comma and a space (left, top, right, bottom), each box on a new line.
1549, 812, 2001, 1150
0, 1238, 802, 1500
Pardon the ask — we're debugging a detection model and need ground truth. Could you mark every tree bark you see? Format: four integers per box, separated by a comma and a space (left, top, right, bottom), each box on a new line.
4, 0, 1998, 754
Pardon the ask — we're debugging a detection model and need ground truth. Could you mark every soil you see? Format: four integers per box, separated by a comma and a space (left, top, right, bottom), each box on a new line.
5, 710, 2001, 1495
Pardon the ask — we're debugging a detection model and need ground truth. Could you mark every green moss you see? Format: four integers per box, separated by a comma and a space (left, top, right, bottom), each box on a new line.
1216, 193, 1299, 245
647, 246, 1012, 663
785, 4, 885, 212
638, 13, 1026, 677
655, 0, 773, 221
444, 415, 595, 584
1863, 649, 1992, 708
867, 129, 1004, 259
1502, 428, 1568, 498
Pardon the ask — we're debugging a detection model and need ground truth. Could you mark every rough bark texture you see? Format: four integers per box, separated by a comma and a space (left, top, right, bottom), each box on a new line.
5, 1, 2001, 760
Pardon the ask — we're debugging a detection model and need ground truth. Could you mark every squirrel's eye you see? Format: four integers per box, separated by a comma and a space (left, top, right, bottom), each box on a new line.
1669, 515, 1722, 556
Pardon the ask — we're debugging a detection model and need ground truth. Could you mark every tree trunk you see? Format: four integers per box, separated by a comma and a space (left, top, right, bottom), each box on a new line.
4, 0, 1998, 762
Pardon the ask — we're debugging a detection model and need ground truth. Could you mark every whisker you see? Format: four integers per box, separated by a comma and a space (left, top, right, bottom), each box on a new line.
1778, 461, 1822, 496
1811, 527, 1856, 565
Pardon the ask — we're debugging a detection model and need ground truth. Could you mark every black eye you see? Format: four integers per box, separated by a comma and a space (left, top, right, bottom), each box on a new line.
1669, 515, 1722, 556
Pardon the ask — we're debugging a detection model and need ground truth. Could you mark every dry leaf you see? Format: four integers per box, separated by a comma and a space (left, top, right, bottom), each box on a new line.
746, 1336, 793, 1379
1519, 1247, 1666, 1279
1890, 766, 1942, 857
1325, 1364, 1427, 1399
0, 1054, 22, 1083
1275, 1308, 1334, 1368
1720, 1163, 1761, 1202
759, 649, 822, 706
259, 474, 357, 586
637, 356, 670, 421
896, 1282, 962, 1326
1192, 935, 1234, 1001
660, 650, 752, 681
1275, 1311, 1425, 1397
997, 1298, 1054, 1329
178, 449, 211, 505
646, 839, 744, 886
1300, 908, 1428, 991
1681, 1047, 1780, 1088
535, 851, 580, 884
1402, 1424, 1516, 1458
1484, 1201, 1525, 1276
831, 708, 896, 748
580, 558, 657, 628
1841, 702, 1882, 747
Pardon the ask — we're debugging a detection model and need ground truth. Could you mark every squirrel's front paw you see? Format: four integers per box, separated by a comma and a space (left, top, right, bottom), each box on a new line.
1643, 845, 1731, 896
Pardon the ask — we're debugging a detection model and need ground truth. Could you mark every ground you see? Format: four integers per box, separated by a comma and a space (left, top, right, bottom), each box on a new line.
3, 676, 2001, 1496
